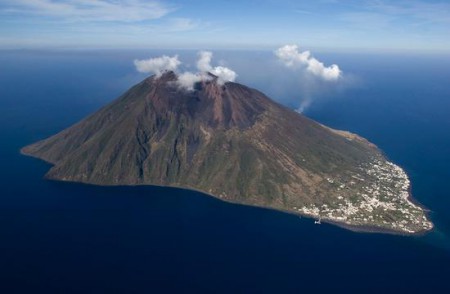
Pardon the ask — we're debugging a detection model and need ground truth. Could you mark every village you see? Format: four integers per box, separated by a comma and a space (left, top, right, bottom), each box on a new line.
294, 157, 433, 234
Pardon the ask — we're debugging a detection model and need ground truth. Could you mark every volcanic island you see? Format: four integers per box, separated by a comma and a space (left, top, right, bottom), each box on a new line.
21, 71, 433, 235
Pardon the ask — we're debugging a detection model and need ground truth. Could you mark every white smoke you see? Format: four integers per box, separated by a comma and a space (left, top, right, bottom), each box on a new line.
197, 51, 213, 72
210, 66, 237, 85
176, 72, 203, 91
133, 51, 237, 91
275, 45, 341, 81
196, 51, 237, 85
296, 98, 312, 114
134, 55, 181, 76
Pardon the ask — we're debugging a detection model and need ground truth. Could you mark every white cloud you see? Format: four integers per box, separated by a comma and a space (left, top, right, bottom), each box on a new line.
196, 51, 237, 84
275, 44, 341, 81
177, 72, 204, 91
134, 55, 181, 76
306, 57, 341, 81
275, 44, 311, 67
133, 51, 238, 90
210, 66, 237, 85
3, 0, 172, 22
165, 18, 200, 32
176, 50, 239, 90
197, 51, 213, 72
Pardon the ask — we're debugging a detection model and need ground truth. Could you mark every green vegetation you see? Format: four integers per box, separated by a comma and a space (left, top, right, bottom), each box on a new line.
21, 72, 433, 235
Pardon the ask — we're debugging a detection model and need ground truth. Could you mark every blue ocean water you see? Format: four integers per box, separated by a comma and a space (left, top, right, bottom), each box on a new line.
0, 50, 450, 293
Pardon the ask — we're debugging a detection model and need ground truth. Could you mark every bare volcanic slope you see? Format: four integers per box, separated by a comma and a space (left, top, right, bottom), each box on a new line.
22, 71, 432, 234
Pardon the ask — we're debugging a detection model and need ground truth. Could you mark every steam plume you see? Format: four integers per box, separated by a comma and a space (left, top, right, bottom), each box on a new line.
134, 55, 181, 76
196, 51, 237, 85
133, 51, 237, 91
197, 51, 213, 72
177, 72, 203, 91
275, 45, 341, 81
210, 66, 237, 85
176, 51, 237, 90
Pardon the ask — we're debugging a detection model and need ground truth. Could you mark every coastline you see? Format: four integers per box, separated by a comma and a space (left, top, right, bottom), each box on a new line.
20, 148, 433, 236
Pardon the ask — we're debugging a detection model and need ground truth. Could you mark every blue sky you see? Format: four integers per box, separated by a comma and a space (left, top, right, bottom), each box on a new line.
1, 0, 449, 52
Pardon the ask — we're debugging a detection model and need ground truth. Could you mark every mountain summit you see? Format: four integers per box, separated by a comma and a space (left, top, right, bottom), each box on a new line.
22, 71, 432, 234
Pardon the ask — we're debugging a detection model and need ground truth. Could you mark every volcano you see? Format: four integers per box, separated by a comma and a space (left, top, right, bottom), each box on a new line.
22, 71, 433, 234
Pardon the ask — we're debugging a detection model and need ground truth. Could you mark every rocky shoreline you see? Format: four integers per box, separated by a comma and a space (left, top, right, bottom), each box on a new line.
291, 157, 433, 234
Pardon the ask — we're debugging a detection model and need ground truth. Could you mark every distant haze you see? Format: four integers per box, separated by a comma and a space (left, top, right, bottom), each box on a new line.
1, 0, 450, 52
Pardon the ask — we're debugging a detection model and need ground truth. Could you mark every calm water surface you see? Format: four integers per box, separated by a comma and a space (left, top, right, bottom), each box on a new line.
0, 50, 449, 293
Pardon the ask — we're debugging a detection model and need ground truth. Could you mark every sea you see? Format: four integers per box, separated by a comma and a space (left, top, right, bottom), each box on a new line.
0, 49, 449, 293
